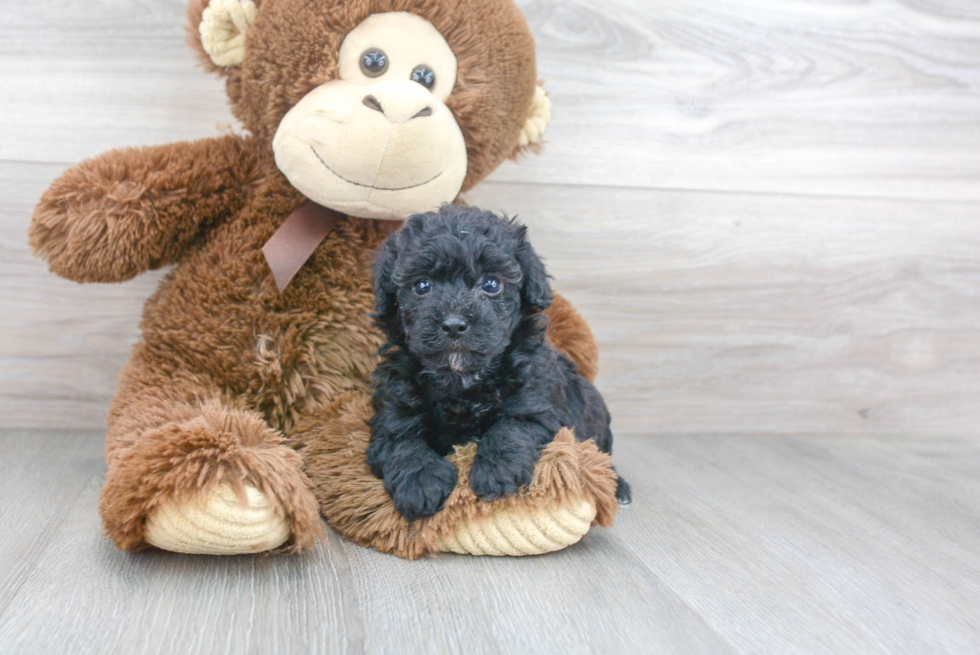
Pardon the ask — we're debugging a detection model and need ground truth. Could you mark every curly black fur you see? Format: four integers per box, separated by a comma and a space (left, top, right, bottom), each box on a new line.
367, 205, 631, 521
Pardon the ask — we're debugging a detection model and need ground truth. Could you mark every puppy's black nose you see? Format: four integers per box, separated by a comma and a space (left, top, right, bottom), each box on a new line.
441, 317, 468, 338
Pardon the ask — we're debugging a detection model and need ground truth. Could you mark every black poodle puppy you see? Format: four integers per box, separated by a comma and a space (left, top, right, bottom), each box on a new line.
367, 205, 631, 521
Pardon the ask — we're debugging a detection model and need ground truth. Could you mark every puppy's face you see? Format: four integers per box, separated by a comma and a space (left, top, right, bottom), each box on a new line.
392, 222, 525, 375
373, 207, 553, 376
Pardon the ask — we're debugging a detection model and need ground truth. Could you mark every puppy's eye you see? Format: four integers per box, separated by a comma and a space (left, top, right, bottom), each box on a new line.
411, 65, 436, 90
360, 49, 389, 77
481, 276, 502, 296
414, 279, 432, 296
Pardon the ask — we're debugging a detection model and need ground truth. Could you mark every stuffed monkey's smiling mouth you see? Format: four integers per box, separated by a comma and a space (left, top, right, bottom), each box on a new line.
310, 145, 443, 191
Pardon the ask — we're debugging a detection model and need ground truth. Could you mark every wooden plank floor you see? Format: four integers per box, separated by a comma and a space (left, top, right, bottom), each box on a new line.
1, 430, 978, 654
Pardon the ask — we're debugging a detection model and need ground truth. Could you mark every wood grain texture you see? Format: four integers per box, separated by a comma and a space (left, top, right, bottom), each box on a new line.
0, 162, 166, 429
616, 432, 980, 654
499, 0, 980, 200
466, 183, 980, 438
6, 161, 980, 436
0, 435, 359, 654
1, 430, 978, 654
3, 3, 979, 651
3, 0, 980, 435
0, 0, 230, 164
2, 0, 979, 199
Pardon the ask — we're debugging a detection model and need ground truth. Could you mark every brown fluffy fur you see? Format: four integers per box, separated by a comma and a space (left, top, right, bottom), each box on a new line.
544, 293, 600, 383
288, 393, 619, 559
28, 0, 613, 554
30, 136, 260, 283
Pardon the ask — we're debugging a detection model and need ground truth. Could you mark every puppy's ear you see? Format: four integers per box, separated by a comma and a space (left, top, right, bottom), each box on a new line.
372, 237, 401, 340
514, 225, 553, 311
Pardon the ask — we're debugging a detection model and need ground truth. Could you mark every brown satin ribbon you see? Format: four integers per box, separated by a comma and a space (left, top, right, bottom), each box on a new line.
262, 199, 403, 293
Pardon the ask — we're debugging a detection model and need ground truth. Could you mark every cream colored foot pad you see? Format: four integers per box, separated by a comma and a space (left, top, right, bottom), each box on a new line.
437, 497, 597, 556
145, 483, 291, 555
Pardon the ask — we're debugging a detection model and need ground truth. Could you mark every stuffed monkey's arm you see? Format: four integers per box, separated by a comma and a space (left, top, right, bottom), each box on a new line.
545, 293, 600, 382
29, 135, 258, 283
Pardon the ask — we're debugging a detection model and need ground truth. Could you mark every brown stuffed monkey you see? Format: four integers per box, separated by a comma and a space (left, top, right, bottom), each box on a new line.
28, 0, 620, 558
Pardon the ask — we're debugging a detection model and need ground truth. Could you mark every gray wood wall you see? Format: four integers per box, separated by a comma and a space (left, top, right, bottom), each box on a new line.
2, 0, 979, 437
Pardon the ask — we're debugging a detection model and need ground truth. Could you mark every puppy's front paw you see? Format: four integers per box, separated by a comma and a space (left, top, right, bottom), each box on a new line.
470, 452, 536, 501
385, 455, 458, 521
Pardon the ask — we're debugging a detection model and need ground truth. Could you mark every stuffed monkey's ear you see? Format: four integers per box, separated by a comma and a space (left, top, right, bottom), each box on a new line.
514, 225, 553, 311
194, 0, 257, 69
517, 85, 552, 148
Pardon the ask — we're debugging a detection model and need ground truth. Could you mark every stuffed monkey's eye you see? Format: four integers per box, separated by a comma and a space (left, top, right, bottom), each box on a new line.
414, 279, 432, 296
411, 65, 436, 90
360, 49, 389, 77
481, 276, 502, 296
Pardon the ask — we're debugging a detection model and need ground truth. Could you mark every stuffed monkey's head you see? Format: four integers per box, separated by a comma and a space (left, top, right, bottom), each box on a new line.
188, 0, 551, 220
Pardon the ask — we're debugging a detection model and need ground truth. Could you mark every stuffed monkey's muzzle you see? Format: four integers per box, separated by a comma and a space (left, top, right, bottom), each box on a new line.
273, 79, 468, 220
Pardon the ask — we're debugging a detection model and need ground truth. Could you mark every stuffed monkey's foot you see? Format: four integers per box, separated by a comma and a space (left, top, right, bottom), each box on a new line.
100, 402, 324, 554
144, 483, 291, 555
293, 393, 621, 559
437, 497, 597, 557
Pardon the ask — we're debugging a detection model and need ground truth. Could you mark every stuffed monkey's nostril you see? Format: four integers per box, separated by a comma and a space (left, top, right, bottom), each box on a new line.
363, 95, 385, 114
412, 107, 433, 119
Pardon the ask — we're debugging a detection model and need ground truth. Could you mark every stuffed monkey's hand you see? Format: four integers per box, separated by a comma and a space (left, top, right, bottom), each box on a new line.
29, 135, 255, 283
